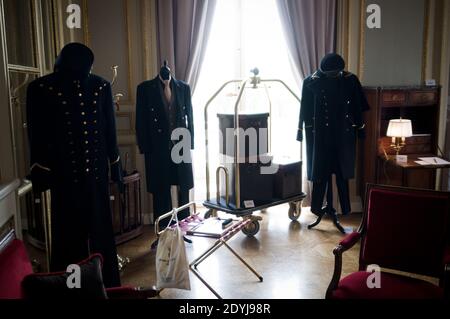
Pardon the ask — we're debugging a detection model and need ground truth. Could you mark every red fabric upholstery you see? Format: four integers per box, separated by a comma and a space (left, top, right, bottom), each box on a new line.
362, 188, 450, 277
0, 240, 33, 299
0, 238, 152, 299
331, 271, 443, 299
445, 247, 450, 265
339, 232, 361, 250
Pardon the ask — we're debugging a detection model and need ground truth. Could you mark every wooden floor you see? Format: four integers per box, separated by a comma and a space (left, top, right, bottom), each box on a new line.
117, 206, 362, 299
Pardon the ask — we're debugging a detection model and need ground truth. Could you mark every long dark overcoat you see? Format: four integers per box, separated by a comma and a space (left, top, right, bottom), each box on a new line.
297, 71, 369, 182
27, 43, 121, 287
136, 77, 194, 193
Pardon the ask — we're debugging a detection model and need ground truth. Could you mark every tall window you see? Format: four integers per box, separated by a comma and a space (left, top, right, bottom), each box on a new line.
192, 0, 301, 202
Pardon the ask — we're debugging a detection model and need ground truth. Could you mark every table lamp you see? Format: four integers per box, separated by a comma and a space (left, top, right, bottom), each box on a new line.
387, 119, 413, 156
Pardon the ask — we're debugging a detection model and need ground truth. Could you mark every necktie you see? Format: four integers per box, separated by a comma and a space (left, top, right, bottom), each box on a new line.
164, 80, 172, 103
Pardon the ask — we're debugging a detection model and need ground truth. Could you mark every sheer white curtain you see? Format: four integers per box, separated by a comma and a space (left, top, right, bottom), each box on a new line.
192, 0, 301, 203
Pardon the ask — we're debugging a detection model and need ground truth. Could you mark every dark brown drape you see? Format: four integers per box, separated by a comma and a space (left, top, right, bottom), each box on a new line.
156, 0, 217, 93
276, 0, 337, 84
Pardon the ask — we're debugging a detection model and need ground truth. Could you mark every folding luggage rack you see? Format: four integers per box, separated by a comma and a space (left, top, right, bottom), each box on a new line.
155, 202, 263, 299
203, 72, 306, 236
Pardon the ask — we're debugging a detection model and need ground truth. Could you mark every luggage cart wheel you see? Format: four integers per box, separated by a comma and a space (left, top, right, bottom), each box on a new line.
242, 220, 260, 237
288, 202, 302, 221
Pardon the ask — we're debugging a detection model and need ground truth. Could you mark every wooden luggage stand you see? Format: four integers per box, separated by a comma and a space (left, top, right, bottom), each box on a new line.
155, 202, 263, 299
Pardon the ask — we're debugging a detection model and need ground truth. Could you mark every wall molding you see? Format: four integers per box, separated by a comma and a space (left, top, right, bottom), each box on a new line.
123, 0, 134, 105
82, 0, 90, 46
422, 0, 431, 83
84, 0, 134, 105
116, 111, 134, 135
358, 0, 366, 81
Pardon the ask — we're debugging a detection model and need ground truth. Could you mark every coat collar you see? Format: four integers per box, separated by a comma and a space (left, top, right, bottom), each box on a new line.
306, 70, 352, 93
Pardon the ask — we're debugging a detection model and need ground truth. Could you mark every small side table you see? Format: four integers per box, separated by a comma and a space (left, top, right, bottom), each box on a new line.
377, 154, 450, 190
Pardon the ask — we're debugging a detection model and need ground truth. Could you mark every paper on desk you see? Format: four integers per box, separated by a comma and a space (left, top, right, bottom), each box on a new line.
418, 157, 450, 165
415, 161, 432, 166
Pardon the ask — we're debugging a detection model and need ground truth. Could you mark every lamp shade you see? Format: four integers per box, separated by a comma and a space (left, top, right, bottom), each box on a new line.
387, 119, 413, 138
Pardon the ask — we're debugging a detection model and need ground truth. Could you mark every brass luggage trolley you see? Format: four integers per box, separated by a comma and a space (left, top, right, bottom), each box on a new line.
203, 71, 307, 236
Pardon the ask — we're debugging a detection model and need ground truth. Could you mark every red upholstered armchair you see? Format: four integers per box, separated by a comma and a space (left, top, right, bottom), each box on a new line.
326, 184, 450, 299
0, 230, 159, 299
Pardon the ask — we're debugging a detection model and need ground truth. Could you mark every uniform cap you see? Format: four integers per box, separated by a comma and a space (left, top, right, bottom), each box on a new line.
319, 53, 345, 73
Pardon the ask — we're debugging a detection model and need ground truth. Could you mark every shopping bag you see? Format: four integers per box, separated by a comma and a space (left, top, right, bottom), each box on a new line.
156, 210, 191, 290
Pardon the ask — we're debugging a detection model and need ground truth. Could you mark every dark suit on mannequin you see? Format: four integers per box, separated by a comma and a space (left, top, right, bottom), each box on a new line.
136, 65, 194, 228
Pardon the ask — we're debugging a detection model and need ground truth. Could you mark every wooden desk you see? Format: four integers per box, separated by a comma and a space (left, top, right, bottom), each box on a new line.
377, 154, 450, 190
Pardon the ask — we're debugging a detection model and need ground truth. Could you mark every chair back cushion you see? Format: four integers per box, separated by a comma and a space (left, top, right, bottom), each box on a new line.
21, 254, 108, 299
361, 186, 450, 277
0, 239, 33, 299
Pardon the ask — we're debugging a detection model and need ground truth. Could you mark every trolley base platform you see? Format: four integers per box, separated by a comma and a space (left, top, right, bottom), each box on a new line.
203, 193, 307, 236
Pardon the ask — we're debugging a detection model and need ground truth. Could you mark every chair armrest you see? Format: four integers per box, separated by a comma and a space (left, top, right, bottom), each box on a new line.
325, 232, 362, 299
339, 232, 361, 252
106, 286, 160, 299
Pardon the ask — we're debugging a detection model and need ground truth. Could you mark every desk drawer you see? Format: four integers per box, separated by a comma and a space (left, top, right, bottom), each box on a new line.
381, 91, 407, 107
409, 91, 438, 106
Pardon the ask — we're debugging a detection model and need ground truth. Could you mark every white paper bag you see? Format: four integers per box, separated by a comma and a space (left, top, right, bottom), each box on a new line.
156, 212, 191, 290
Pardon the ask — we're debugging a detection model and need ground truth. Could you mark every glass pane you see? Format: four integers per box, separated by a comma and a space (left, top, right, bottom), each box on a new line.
9, 71, 38, 179
4, 0, 37, 67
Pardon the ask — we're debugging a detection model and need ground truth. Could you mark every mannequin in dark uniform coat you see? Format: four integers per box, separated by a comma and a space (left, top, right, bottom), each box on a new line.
136, 63, 194, 228
26, 43, 122, 287
297, 53, 369, 233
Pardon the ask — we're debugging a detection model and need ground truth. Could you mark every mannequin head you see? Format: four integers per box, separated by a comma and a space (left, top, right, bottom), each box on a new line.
319, 53, 345, 77
54, 43, 94, 79
159, 61, 171, 81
